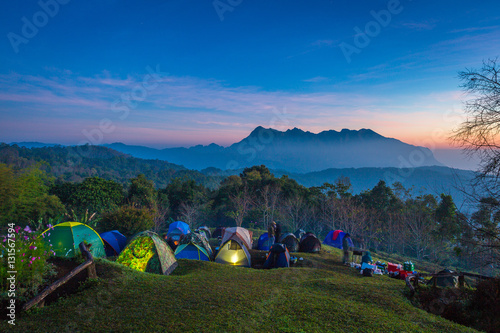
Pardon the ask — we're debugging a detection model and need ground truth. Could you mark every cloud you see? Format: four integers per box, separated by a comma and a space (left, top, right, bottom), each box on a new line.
401, 21, 437, 31
303, 76, 329, 83
0, 69, 466, 148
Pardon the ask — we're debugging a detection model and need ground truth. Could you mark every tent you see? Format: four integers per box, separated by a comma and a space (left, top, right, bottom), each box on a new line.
257, 232, 273, 251
428, 269, 459, 288
195, 226, 211, 240
100, 230, 127, 257
280, 233, 299, 253
41, 222, 105, 258
299, 233, 322, 253
175, 232, 213, 261
221, 227, 253, 250
263, 243, 290, 269
214, 238, 251, 267
323, 230, 353, 249
167, 221, 190, 238
117, 231, 178, 275
166, 221, 191, 250
212, 226, 225, 239
294, 229, 306, 240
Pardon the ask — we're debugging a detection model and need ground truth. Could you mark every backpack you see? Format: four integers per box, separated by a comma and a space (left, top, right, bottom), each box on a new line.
363, 268, 374, 277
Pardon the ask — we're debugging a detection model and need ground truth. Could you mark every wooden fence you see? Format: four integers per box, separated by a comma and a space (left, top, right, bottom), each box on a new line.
22, 242, 97, 311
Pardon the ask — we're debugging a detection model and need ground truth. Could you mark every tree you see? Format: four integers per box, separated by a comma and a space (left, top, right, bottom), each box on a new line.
452, 58, 500, 185
100, 205, 154, 237
0, 164, 65, 228
70, 177, 124, 214
127, 174, 157, 210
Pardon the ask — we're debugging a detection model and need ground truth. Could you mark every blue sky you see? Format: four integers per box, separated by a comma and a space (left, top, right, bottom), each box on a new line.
0, 0, 499, 169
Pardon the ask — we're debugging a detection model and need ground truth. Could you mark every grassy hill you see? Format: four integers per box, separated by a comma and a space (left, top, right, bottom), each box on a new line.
2, 246, 478, 332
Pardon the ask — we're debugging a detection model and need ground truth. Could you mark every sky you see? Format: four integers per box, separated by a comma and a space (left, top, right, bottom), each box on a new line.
0, 0, 499, 170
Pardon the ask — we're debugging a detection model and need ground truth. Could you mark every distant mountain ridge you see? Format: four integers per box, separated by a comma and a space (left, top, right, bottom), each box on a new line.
0, 142, 476, 207
104, 127, 443, 173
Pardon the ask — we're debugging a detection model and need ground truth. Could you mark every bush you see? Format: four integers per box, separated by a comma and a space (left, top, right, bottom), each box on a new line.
0, 224, 56, 301
100, 206, 154, 237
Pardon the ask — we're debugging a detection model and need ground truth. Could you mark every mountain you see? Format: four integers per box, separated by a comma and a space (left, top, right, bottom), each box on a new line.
105, 127, 443, 173
0, 143, 477, 207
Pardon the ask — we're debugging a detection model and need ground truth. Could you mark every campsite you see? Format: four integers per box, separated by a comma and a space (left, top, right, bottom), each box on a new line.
1, 220, 497, 332
2, 1, 500, 331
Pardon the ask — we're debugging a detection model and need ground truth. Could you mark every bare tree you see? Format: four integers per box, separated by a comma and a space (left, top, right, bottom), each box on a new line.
228, 185, 253, 227
452, 58, 500, 181
179, 201, 202, 228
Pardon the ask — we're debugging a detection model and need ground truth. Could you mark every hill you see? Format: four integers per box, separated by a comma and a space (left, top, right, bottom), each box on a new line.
0, 247, 478, 333
0, 143, 476, 206
104, 127, 443, 173
279, 166, 476, 207
0, 143, 224, 190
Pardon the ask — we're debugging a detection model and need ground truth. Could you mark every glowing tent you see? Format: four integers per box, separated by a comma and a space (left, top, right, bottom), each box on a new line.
220, 227, 253, 250
214, 238, 251, 267
117, 231, 178, 275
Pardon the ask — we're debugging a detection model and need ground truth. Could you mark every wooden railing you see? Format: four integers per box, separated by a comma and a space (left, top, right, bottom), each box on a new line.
22, 242, 97, 311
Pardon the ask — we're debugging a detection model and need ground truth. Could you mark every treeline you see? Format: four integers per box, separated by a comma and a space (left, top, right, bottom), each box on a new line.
0, 143, 225, 189
1, 162, 498, 274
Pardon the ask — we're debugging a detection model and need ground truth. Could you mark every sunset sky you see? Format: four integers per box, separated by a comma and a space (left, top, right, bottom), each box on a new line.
1, 0, 499, 169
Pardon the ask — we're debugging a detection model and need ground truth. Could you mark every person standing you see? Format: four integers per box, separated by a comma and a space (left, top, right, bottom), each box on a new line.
342, 233, 352, 265
275, 222, 282, 243
268, 221, 276, 247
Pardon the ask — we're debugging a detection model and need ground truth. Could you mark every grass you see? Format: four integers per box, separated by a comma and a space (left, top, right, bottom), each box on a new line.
0, 243, 479, 332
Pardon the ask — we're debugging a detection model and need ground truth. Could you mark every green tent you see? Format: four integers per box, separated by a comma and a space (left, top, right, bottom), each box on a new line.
41, 222, 105, 258
116, 231, 178, 275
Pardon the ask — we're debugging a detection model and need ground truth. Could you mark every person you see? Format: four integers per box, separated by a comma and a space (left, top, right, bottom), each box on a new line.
275, 222, 282, 242
361, 251, 373, 265
268, 221, 276, 247
342, 233, 352, 265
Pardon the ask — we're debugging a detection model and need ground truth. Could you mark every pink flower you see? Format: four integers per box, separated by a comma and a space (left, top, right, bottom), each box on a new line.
29, 246, 37, 250
2, 238, 6, 242
24, 236, 29, 241
47, 224, 53, 229
15, 226, 21, 233
24, 226, 32, 233
21, 259, 23, 262
22, 253, 25, 256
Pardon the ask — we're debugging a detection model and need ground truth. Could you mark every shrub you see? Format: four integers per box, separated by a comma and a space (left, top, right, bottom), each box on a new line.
100, 206, 154, 237
0, 224, 56, 301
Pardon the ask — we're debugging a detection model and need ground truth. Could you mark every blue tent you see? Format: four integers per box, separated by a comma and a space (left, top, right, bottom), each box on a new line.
174, 232, 212, 261
263, 243, 290, 269
167, 221, 190, 238
257, 232, 272, 251
100, 230, 127, 256
323, 230, 353, 249
175, 243, 210, 261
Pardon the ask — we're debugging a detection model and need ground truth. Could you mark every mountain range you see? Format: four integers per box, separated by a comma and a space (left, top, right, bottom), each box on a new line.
103, 127, 443, 173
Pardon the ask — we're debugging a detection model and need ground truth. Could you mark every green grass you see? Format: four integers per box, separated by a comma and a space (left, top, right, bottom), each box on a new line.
1, 244, 479, 333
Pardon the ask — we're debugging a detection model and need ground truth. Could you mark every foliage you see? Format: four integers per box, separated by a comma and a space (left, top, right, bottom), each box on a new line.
0, 164, 66, 229
100, 206, 154, 237
69, 177, 124, 214
0, 143, 224, 189
0, 224, 56, 301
